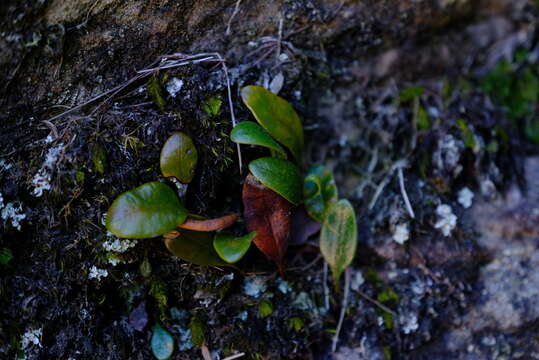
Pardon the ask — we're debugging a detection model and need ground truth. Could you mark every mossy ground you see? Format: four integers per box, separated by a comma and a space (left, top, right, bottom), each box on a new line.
1, 1, 539, 359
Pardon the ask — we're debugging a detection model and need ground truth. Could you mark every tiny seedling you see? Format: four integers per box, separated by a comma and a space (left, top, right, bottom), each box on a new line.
232, 85, 358, 281
105, 131, 253, 265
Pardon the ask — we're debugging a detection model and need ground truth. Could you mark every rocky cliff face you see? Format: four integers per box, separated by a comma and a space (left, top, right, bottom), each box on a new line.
1, 0, 538, 359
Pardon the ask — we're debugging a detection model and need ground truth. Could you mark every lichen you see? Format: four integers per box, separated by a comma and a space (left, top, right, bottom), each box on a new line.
31, 143, 64, 197
88, 266, 108, 281
392, 223, 410, 244
243, 276, 267, 297
434, 204, 457, 236
458, 187, 474, 208
0, 192, 26, 231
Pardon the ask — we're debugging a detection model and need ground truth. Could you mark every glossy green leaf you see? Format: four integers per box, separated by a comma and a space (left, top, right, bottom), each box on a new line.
248, 157, 302, 205
241, 85, 304, 163
160, 132, 198, 183
213, 232, 255, 263
320, 199, 357, 287
230, 122, 287, 158
164, 229, 232, 267
106, 182, 187, 239
303, 165, 338, 223
151, 324, 174, 360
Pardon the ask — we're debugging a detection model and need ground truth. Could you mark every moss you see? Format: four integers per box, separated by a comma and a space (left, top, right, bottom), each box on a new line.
288, 317, 304, 332
189, 311, 206, 347
258, 300, 273, 318
149, 278, 168, 320
91, 143, 107, 175
147, 76, 166, 113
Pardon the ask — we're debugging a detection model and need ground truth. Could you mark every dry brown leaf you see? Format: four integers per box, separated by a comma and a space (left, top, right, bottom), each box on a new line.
242, 174, 292, 271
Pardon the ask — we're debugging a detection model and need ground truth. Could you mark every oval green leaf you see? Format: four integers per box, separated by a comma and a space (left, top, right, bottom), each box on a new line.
303, 165, 338, 223
213, 232, 256, 263
241, 85, 304, 163
106, 182, 187, 239
160, 132, 198, 183
248, 157, 302, 205
164, 229, 232, 267
230, 122, 287, 158
151, 324, 174, 360
320, 199, 357, 286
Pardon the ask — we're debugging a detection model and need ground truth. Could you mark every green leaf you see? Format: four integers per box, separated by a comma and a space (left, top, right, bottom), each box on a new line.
148, 76, 166, 113
248, 157, 302, 205
416, 105, 431, 130
241, 85, 304, 163
0, 248, 13, 266
230, 122, 287, 158
106, 182, 187, 239
160, 132, 198, 183
164, 229, 232, 267
320, 199, 358, 287
399, 85, 424, 103
213, 232, 255, 263
203, 96, 222, 117
151, 324, 174, 360
303, 165, 338, 223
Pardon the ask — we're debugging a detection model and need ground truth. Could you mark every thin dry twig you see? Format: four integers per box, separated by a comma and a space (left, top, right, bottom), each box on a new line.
323, 262, 330, 311
226, 0, 242, 36
332, 268, 351, 353
222, 353, 246, 360
355, 289, 395, 315
398, 166, 415, 219
44, 52, 243, 171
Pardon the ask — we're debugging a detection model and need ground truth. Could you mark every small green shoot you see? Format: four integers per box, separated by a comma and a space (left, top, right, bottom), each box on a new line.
241, 85, 304, 163
231, 122, 287, 159
160, 132, 198, 183
203, 96, 222, 117
248, 157, 303, 205
213, 232, 255, 264
164, 230, 231, 267
319, 200, 358, 290
303, 165, 338, 223
147, 76, 166, 113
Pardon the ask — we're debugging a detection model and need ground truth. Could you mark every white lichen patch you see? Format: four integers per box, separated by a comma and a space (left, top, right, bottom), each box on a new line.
433, 134, 463, 175
102, 238, 137, 253
277, 279, 292, 294
434, 204, 457, 237
166, 77, 184, 98
88, 266, 108, 281
293, 292, 315, 311
20, 327, 42, 350
350, 269, 365, 291
31, 143, 64, 197
0, 159, 12, 171
458, 187, 474, 208
243, 276, 267, 297
0, 192, 26, 231
400, 312, 419, 334
392, 223, 410, 244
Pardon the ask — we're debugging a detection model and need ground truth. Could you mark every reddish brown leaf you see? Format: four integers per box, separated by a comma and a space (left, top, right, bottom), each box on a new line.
177, 213, 240, 232
242, 174, 292, 269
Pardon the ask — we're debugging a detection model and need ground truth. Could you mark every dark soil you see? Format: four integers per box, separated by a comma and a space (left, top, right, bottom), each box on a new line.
1, 0, 539, 359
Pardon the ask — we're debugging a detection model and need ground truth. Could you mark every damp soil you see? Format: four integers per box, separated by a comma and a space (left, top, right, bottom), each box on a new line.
1, 0, 539, 359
